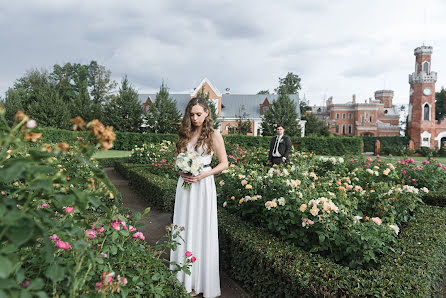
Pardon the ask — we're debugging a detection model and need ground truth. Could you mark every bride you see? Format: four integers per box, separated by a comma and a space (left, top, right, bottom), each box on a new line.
170, 97, 228, 297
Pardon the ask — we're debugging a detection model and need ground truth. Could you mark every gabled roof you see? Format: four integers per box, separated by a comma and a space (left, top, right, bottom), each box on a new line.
191, 77, 222, 97
138, 93, 191, 114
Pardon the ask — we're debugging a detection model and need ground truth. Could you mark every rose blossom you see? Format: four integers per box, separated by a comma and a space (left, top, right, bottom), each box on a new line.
371, 217, 382, 225
185, 250, 193, 257
191, 256, 197, 262
132, 232, 145, 240
65, 207, 74, 213
49, 234, 59, 241
56, 240, 72, 250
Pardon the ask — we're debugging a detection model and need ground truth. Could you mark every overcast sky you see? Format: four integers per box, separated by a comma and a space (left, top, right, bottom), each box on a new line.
1, 0, 446, 106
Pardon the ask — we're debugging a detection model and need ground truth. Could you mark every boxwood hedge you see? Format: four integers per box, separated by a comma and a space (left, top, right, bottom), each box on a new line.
113, 162, 446, 297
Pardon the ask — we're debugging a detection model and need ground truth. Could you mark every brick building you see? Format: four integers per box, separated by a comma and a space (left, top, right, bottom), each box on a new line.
139, 78, 305, 136
312, 90, 401, 136
407, 45, 446, 149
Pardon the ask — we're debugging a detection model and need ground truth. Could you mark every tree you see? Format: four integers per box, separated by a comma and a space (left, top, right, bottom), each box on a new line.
257, 90, 270, 95
261, 73, 302, 136
261, 93, 300, 136
301, 113, 329, 136
274, 72, 302, 95
3, 68, 71, 128
103, 76, 144, 132
69, 65, 95, 122
435, 87, 446, 120
145, 82, 181, 133
196, 86, 220, 129
235, 105, 252, 135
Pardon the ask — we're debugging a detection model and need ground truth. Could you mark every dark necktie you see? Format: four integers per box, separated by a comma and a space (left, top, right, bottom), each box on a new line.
274, 136, 280, 155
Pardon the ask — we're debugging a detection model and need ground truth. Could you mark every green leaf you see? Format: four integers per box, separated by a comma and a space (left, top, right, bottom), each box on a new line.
19, 289, 32, 298
112, 232, 119, 242
27, 179, 53, 191
44, 263, 65, 283
0, 278, 16, 289
144, 207, 151, 215
73, 240, 88, 253
95, 257, 104, 264
0, 204, 6, 217
111, 245, 118, 255
0, 256, 14, 278
120, 230, 129, 237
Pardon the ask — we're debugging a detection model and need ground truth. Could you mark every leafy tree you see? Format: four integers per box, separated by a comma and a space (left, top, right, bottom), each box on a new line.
274, 72, 302, 95
3, 68, 71, 128
257, 90, 270, 95
235, 105, 252, 135
261, 73, 302, 136
69, 65, 95, 122
103, 76, 144, 132
435, 87, 446, 120
301, 113, 329, 136
196, 86, 220, 130
261, 93, 300, 136
145, 82, 181, 133
88, 61, 117, 105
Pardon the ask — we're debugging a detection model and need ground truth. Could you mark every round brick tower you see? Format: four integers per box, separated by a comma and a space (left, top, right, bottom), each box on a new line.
408, 45, 437, 148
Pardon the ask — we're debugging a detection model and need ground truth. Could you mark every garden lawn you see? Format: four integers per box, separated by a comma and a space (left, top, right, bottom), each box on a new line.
93, 149, 131, 159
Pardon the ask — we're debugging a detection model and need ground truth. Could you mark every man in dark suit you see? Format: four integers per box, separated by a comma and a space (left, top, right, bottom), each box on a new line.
268, 124, 292, 165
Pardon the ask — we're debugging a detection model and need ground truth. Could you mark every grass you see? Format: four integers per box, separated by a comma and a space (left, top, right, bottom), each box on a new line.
92, 150, 131, 159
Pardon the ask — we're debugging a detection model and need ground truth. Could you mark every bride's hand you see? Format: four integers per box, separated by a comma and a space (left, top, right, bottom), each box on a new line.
183, 172, 208, 184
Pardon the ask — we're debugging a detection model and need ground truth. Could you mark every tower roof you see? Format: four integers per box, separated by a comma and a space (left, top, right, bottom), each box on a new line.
414, 46, 433, 56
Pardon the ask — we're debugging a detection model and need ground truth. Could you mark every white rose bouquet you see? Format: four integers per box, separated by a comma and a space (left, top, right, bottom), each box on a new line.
175, 152, 204, 189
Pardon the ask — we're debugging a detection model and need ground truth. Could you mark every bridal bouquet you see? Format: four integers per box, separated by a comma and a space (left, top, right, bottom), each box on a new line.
175, 152, 204, 189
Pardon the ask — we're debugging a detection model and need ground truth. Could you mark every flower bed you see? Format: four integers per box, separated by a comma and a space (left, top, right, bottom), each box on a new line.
114, 161, 446, 296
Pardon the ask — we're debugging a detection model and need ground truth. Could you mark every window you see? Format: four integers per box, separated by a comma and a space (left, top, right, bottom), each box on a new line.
317, 108, 321, 113
336, 113, 340, 119
423, 104, 430, 121
361, 115, 364, 122
349, 113, 352, 119
335, 125, 339, 133
423, 61, 429, 73
342, 124, 346, 134
369, 116, 372, 122
263, 106, 269, 112
342, 113, 346, 119
348, 124, 352, 134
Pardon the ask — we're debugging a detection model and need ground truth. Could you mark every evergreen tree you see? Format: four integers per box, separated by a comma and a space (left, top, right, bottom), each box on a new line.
261, 73, 302, 136
145, 82, 181, 133
435, 87, 446, 120
69, 66, 94, 121
235, 105, 252, 135
103, 76, 143, 132
196, 86, 220, 129
301, 113, 329, 136
257, 90, 270, 95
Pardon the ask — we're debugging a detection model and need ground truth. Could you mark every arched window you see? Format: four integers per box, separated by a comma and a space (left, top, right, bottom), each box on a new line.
423, 61, 429, 73
335, 125, 339, 133
342, 124, 346, 134
423, 103, 430, 121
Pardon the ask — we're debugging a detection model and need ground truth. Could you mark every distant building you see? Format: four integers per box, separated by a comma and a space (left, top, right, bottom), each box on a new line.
312, 91, 400, 136
407, 45, 446, 149
139, 78, 305, 136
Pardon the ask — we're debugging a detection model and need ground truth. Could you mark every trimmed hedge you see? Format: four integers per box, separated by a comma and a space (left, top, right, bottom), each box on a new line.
39, 127, 364, 155
95, 157, 130, 168
291, 135, 363, 155
422, 190, 446, 207
363, 136, 410, 155
114, 162, 446, 296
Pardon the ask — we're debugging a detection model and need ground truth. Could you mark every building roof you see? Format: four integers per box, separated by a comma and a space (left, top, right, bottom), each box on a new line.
221, 94, 301, 119
138, 93, 301, 119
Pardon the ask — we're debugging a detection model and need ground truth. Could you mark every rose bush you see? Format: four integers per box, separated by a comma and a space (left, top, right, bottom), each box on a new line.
0, 108, 189, 297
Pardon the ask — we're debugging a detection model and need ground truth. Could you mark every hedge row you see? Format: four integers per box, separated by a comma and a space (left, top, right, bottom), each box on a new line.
39, 127, 365, 155
113, 162, 446, 296
363, 136, 410, 154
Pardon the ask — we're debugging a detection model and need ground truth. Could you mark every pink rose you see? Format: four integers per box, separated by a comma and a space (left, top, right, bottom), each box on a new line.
111, 220, 121, 231
65, 207, 74, 213
185, 250, 193, 257
85, 229, 97, 239
132, 232, 145, 240
49, 234, 59, 241
56, 240, 72, 250
22, 280, 30, 288
191, 256, 197, 262
371, 217, 382, 225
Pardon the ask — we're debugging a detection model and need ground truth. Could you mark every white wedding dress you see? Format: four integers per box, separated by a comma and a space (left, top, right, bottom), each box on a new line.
170, 144, 221, 298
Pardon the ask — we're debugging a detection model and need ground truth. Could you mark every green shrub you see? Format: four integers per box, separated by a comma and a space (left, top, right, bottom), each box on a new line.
362, 136, 410, 155
291, 136, 362, 155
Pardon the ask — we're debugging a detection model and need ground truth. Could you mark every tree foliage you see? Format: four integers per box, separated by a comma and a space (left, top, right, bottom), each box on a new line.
257, 90, 270, 95
145, 82, 181, 134
435, 87, 446, 120
196, 86, 220, 129
301, 112, 330, 136
103, 76, 144, 132
261, 73, 302, 136
235, 105, 252, 135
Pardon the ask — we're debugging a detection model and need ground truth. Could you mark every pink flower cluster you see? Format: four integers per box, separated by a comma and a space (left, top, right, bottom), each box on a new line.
132, 232, 145, 241
49, 234, 72, 250
85, 223, 106, 239
110, 217, 137, 232
185, 250, 197, 262
95, 271, 128, 294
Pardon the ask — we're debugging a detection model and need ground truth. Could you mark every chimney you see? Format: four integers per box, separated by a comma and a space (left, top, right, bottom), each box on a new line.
352, 94, 356, 104
225, 88, 230, 95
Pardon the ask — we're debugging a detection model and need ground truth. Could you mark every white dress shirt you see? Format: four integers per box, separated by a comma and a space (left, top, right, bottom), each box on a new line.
272, 135, 283, 157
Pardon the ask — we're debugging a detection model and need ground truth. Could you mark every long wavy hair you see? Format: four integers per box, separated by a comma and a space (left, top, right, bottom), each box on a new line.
176, 97, 214, 155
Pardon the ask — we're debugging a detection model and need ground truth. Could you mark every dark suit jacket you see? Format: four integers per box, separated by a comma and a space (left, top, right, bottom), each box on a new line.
268, 135, 292, 163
